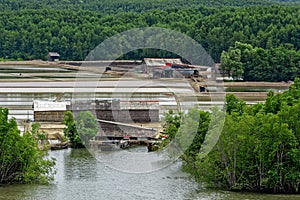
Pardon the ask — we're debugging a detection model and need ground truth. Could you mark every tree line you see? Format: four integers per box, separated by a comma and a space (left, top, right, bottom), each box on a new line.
164, 78, 300, 193
0, 1, 299, 81
0, 0, 288, 13
221, 42, 300, 82
0, 5, 299, 63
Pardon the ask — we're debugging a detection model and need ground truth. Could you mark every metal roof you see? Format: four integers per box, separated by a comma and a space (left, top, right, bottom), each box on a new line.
48, 52, 60, 57
143, 58, 182, 67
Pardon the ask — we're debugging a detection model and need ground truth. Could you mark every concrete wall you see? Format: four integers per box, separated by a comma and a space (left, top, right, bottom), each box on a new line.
98, 122, 156, 138
34, 111, 65, 122
34, 109, 159, 123
34, 108, 159, 137
96, 109, 159, 123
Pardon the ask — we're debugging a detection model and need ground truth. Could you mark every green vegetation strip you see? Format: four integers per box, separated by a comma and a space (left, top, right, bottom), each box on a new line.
163, 78, 300, 193
0, 109, 55, 184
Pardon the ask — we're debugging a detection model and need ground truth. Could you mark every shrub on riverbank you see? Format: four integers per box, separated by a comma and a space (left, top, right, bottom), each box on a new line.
64, 111, 98, 148
177, 79, 300, 193
0, 108, 55, 184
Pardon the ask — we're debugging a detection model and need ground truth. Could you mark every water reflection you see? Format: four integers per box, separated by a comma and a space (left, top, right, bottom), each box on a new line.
63, 149, 97, 181
0, 149, 299, 200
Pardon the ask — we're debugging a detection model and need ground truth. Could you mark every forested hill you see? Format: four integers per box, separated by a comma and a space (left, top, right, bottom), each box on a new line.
0, 0, 298, 12
0, 0, 300, 82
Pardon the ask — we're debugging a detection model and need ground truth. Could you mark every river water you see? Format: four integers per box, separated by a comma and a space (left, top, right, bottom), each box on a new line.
0, 148, 299, 200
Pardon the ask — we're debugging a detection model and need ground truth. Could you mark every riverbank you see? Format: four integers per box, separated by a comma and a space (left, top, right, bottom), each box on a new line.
0, 60, 59, 66
1, 148, 299, 200
223, 81, 291, 88
0, 60, 83, 71
0, 59, 76, 70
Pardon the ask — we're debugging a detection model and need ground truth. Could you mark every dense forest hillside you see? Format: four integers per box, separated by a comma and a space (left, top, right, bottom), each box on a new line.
0, 0, 299, 81
0, 0, 286, 12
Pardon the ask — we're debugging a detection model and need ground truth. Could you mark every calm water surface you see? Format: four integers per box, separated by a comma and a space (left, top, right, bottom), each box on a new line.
0, 148, 299, 200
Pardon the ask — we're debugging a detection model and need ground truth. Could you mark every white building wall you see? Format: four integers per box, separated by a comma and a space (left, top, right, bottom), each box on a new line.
33, 100, 69, 111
